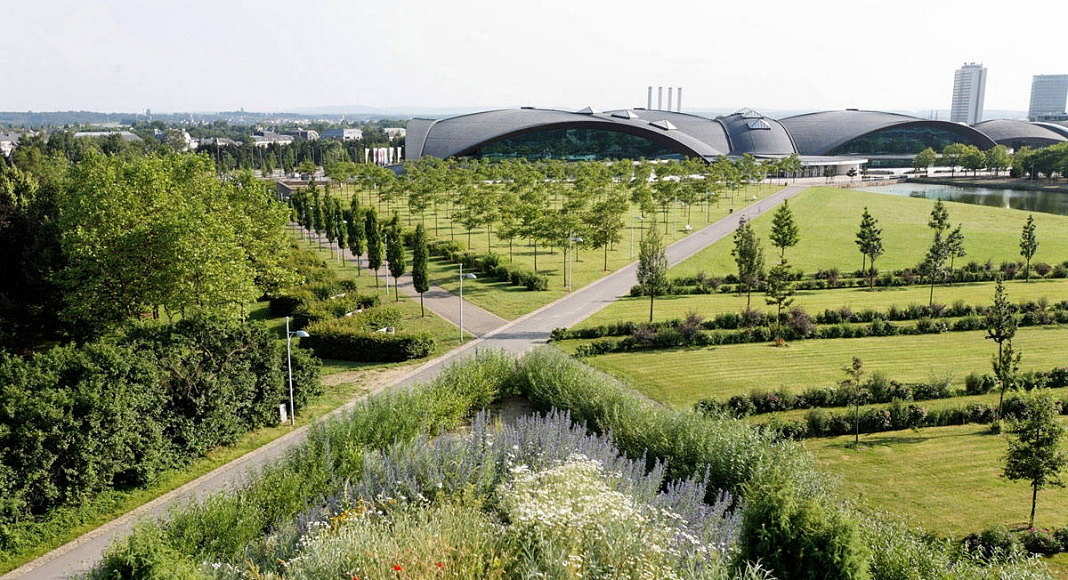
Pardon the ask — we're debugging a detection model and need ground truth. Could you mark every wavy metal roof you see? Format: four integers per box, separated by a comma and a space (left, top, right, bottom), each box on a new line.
409, 108, 725, 160
779, 110, 996, 155
974, 120, 1068, 145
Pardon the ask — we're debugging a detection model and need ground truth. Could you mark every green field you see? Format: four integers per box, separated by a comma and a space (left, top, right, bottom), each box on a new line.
576, 277, 1068, 328
672, 186, 1068, 279
561, 325, 1068, 408
332, 183, 781, 319
809, 422, 1068, 535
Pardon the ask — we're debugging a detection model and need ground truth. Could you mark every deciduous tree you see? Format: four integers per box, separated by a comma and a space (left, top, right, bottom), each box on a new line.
732, 217, 765, 310
1020, 215, 1039, 282
636, 229, 668, 323
1004, 391, 1066, 528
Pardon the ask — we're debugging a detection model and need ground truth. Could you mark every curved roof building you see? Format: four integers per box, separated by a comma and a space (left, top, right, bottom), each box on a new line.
973, 119, 1068, 148
405, 106, 1058, 165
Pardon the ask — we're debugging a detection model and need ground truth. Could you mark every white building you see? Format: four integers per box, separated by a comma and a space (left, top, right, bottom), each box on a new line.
251, 131, 294, 148
0, 133, 19, 156
322, 128, 363, 141
383, 127, 406, 139
1028, 75, 1068, 121
950, 62, 986, 125
73, 130, 143, 142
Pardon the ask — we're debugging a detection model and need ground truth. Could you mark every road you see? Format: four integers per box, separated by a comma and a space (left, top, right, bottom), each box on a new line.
4, 184, 807, 579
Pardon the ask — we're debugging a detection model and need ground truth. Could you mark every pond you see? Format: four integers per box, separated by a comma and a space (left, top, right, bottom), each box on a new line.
858, 182, 1068, 216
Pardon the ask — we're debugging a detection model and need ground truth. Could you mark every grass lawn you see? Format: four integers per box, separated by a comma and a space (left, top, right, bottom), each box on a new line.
672, 186, 1068, 279
576, 278, 1068, 328
560, 325, 1068, 408
808, 421, 1068, 537
328, 183, 781, 319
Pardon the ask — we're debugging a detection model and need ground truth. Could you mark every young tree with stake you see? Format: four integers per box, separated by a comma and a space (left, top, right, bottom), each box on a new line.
769, 200, 799, 263
636, 229, 668, 323
1004, 391, 1066, 528
1020, 215, 1039, 282
385, 222, 406, 301
840, 357, 867, 447
854, 208, 884, 291
764, 262, 795, 341
732, 217, 765, 310
985, 278, 1020, 421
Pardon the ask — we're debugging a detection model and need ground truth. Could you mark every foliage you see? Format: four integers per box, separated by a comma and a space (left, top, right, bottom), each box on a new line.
769, 199, 800, 262
303, 315, 434, 362
1004, 390, 1068, 527
636, 228, 669, 322
732, 217, 764, 309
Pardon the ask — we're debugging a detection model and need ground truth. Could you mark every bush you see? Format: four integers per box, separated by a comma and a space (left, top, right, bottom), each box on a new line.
1020, 529, 1061, 556
303, 317, 434, 362
291, 293, 379, 329
962, 525, 1023, 561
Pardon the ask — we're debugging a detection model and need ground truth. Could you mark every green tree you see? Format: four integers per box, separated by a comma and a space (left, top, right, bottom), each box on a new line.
764, 262, 795, 340
732, 217, 765, 310
928, 199, 950, 233
411, 223, 430, 316
985, 278, 1020, 420
769, 200, 800, 263
854, 208, 884, 291
584, 190, 628, 271
636, 229, 668, 323
945, 224, 966, 282
840, 357, 867, 447
385, 222, 406, 301
985, 145, 1012, 176
365, 209, 383, 288
1020, 215, 1039, 282
1004, 391, 1067, 528
961, 145, 986, 176
942, 143, 969, 177
913, 147, 936, 175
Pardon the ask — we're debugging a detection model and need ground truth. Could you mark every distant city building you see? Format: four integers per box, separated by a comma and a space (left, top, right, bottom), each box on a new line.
322, 127, 363, 141
1028, 75, 1068, 121
199, 137, 239, 147
251, 131, 294, 147
0, 132, 19, 156
950, 63, 987, 125
73, 130, 143, 142
383, 127, 407, 139
285, 128, 319, 141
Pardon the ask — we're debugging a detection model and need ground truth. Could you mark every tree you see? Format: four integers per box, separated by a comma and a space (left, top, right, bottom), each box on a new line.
365, 209, 383, 288
411, 223, 430, 316
913, 147, 936, 175
854, 208, 884, 291
769, 200, 799, 263
764, 262, 795, 340
1020, 215, 1039, 283
385, 221, 406, 301
928, 199, 950, 233
584, 190, 628, 271
1003, 391, 1066, 528
840, 357, 867, 446
985, 278, 1020, 420
732, 217, 765, 310
961, 145, 986, 177
986, 145, 1012, 176
942, 143, 969, 177
945, 224, 966, 282
921, 201, 951, 305
345, 209, 364, 275
636, 229, 668, 323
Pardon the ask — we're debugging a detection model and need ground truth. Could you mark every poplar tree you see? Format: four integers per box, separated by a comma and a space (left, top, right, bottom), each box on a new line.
732, 217, 765, 310
365, 209, 383, 288
1020, 215, 1039, 282
412, 223, 430, 316
636, 229, 668, 323
386, 222, 407, 301
769, 200, 799, 263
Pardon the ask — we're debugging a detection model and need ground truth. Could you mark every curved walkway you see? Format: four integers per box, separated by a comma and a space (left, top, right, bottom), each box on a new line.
4, 184, 808, 579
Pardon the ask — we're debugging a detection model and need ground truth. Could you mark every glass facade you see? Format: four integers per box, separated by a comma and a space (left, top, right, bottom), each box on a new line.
470, 127, 686, 161
830, 125, 985, 155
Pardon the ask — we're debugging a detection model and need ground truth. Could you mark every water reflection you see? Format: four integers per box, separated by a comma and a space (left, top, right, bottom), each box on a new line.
858, 183, 1068, 216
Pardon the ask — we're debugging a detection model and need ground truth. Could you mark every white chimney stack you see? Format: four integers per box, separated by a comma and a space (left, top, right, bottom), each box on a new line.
667, 87, 673, 111
647, 86, 652, 109
677, 87, 683, 111
657, 86, 663, 110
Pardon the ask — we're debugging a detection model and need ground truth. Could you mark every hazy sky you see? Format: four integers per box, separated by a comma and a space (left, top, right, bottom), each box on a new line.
2, 0, 1065, 114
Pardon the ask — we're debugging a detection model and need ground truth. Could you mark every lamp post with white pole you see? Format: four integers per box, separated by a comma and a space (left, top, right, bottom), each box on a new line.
285, 317, 310, 426
459, 263, 477, 343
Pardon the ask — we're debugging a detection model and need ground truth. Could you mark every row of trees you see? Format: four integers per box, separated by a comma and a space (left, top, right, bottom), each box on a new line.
912, 141, 1068, 180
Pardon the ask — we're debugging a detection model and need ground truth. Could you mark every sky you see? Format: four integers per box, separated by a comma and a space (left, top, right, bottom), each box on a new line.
2, 0, 1066, 114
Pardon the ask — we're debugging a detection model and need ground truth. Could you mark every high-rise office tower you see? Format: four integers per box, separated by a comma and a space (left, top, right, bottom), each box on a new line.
1028, 75, 1068, 121
950, 63, 987, 124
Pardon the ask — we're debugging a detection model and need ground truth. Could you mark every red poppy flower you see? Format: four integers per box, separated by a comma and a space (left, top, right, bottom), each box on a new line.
435, 562, 445, 568
392, 564, 404, 572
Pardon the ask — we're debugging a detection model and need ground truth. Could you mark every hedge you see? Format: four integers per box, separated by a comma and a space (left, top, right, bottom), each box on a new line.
0, 317, 320, 553
427, 240, 548, 291
303, 316, 435, 362
290, 292, 379, 329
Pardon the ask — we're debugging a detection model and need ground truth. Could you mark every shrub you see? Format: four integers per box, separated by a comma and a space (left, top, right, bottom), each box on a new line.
291, 293, 379, 329
303, 317, 435, 362
1019, 529, 1061, 556
962, 525, 1022, 561
1053, 527, 1068, 552
965, 372, 997, 395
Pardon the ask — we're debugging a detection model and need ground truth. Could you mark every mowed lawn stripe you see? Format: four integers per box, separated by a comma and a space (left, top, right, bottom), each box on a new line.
567, 325, 1068, 408
672, 186, 1068, 278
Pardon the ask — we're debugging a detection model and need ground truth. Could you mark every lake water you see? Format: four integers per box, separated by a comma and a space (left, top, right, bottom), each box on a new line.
858, 182, 1068, 216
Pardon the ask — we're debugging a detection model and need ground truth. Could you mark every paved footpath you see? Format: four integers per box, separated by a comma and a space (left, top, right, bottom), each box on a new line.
5, 184, 807, 579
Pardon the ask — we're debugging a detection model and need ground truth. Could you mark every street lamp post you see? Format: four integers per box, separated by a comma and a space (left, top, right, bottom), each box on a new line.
285, 317, 310, 426
459, 264, 477, 343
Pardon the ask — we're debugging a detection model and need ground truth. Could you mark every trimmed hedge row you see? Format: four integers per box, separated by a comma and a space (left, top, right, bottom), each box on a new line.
303, 315, 434, 362
0, 317, 320, 553
695, 367, 1068, 417
964, 525, 1068, 559
636, 260, 1068, 296
570, 312, 1068, 356
428, 240, 548, 291
760, 394, 1068, 440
